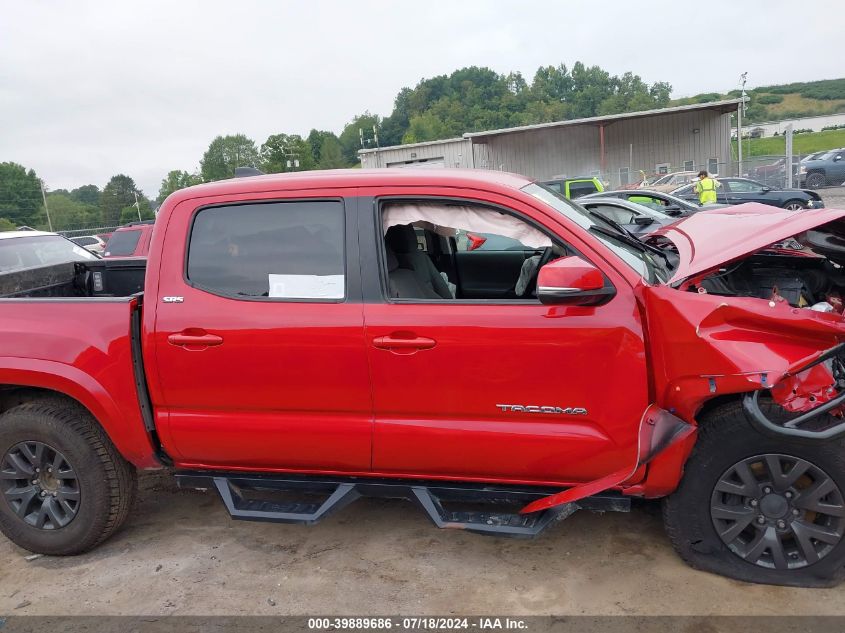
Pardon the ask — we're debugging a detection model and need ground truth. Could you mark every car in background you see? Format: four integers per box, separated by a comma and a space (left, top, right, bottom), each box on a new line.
577, 197, 676, 237
580, 189, 724, 216
70, 234, 106, 255
671, 177, 824, 210
103, 220, 154, 258
0, 231, 99, 272
799, 148, 845, 189
643, 171, 703, 192
538, 176, 604, 199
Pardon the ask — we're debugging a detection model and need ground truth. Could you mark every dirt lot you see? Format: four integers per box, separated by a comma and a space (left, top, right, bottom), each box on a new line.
3, 189, 845, 617
1, 471, 845, 617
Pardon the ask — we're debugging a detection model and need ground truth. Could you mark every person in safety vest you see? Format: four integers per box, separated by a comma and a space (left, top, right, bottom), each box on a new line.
695, 170, 721, 205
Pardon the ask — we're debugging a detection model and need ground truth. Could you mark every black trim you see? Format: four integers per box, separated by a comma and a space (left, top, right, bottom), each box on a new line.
181, 197, 353, 304
129, 298, 172, 466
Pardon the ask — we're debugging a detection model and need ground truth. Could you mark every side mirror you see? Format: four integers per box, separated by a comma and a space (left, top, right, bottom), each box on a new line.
762, 186, 772, 193
633, 215, 655, 226
537, 256, 615, 306
835, 155, 842, 162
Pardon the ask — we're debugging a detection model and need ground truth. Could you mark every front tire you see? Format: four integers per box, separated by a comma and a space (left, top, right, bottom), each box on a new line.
782, 200, 806, 211
805, 172, 827, 189
663, 400, 845, 587
0, 401, 136, 555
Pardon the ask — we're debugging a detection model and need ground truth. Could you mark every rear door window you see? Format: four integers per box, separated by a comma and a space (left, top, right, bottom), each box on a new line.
105, 230, 142, 256
187, 200, 345, 300
567, 181, 598, 198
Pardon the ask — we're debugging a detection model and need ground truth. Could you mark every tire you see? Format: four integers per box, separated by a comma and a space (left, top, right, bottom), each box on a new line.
782, 200, 806, 211
663, 399, 845, 587
0, 401, 136, 555
805, 172, 827, 189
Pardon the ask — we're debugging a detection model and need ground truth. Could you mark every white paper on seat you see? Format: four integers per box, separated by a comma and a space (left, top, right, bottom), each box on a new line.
268, 274, 344, 299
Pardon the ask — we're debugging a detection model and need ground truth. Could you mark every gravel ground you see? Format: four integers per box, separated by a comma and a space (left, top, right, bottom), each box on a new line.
4, 193, 845, 617
1, 471, 845, 616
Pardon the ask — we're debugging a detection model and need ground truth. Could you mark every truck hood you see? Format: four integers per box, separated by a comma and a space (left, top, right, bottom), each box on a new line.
650, 203, 845, 284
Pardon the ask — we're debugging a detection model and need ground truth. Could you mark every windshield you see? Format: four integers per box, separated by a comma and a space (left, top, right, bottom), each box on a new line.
0, 235, 98, 272
522, 183, 670, 283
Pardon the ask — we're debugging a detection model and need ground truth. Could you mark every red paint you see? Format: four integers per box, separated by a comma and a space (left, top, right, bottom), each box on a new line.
465, 232, 487, 251
1, 169, 845, 504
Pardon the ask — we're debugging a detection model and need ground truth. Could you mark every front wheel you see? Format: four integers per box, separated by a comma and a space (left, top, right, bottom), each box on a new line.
782, 200, 806, 211
663, 400, 845, 587
0, 401, 136, 555
805, 172, 827, 189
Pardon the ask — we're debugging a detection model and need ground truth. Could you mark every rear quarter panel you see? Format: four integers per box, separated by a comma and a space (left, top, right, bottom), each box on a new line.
0, 298, 157, 467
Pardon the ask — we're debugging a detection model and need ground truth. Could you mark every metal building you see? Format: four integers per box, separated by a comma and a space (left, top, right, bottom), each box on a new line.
359, 99, 742, 188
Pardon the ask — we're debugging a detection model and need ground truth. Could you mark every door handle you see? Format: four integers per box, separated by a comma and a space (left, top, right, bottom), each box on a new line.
373, 335, 436, 351
168, 331, 224, 348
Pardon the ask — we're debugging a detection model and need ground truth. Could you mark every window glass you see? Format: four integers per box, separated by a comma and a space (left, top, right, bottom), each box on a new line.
728, 179, 763, 193
708, 158, 719, 174
583, 203, 637, 225
0, 235, 97, 272
568, 181, 598, 199
188, 200, 345, 299
105, 230, 142, 256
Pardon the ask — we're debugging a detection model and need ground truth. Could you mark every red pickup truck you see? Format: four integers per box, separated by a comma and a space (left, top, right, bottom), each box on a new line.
2, 169, 845, 588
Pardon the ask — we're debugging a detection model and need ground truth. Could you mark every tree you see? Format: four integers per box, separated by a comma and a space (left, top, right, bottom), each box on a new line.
260, 134, 315, 173
0, 218, 16, 232
317, 136, 346, 169
100, 175, 142, 226
0, 162, 45, 227
306, 129, 339, 165
45, 194, 100, 230
69, 184, 101, 207
339, 113, 381, 165
200, 134, 260, 182
157, 170, 201, 203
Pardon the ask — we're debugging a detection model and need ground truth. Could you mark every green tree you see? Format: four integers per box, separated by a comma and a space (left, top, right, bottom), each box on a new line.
260, 134, 315, 173
100, 175, 142, 226
0, 162, 45, 227
339, 113, 381, 164
306, 129, 339, 165
200, 134, 260, 182
45, 194, 100, 230
69, 184, 101, 207
317, 136, 347, 169
0, 218, 16, 232
157, 170, 201, 203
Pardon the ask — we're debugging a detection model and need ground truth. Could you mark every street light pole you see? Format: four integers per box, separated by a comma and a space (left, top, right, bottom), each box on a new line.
738, 71, 748, 177
40, 182, 53, 232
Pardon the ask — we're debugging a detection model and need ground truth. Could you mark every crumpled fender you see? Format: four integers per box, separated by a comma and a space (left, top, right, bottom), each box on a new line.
639, 284, 845, 421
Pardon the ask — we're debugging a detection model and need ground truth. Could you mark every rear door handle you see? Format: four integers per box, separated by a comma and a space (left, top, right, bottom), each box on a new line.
168, 331, 224, 349
373, 335, 436, 351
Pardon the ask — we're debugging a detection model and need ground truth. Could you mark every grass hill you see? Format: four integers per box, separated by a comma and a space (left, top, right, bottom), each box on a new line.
673, 78, 845, 123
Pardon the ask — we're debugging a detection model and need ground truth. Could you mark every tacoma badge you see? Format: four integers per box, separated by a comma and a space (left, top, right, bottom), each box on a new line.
497, 404, 588, 415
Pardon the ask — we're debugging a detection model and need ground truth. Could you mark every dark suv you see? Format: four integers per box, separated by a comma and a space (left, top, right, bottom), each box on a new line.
799, 148, 845, 189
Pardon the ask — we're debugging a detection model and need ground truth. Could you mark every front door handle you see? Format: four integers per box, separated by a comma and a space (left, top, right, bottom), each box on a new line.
168, 331, 224, 349
373, 335, 436, 352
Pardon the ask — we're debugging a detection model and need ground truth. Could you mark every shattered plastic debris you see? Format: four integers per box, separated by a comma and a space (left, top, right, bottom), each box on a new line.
810, 302, 835, 313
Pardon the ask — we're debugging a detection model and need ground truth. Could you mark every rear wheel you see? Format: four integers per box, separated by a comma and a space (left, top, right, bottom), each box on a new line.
663, 400, 845, 587
805, 172, 827, 189
0, 402, 136, 555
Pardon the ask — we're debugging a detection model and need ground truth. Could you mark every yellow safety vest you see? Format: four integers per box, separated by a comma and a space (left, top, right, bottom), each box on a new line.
696, 177, 719, 205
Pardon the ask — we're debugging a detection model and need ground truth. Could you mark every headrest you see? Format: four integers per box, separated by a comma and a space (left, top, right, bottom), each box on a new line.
385, 224, 418, 254
385, 248, 399, 272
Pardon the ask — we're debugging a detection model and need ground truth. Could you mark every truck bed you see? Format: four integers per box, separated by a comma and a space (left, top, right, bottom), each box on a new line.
0, 258, 147, 299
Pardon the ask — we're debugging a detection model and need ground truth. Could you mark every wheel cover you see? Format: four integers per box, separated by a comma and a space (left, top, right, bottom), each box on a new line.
711, 454, 845, 570
785, 203, 804, 211
1, 441, 81, 529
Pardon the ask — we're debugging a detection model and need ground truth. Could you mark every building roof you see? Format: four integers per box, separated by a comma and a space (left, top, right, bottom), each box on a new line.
359, 137, 465, 155
464, 99, 744, 141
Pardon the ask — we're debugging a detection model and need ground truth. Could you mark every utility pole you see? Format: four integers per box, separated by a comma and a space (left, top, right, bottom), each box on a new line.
738, 71, 748, 177
133, 191, 142, 222
40, 182, 53, 232
785, 123, 794, 189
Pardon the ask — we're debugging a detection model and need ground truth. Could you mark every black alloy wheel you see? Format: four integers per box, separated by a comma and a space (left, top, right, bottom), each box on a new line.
1, 440, 81, 530
710, 454, 845, 570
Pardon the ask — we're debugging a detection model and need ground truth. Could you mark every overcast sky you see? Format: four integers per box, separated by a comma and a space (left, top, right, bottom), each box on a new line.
1, 0, 842, 197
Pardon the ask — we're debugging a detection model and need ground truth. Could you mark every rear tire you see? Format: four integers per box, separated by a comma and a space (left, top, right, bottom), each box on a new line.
663, 400, 845, 587
0, 402, 136, 555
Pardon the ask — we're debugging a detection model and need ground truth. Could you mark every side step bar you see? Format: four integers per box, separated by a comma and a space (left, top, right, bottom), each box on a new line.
176, 472, 631, 538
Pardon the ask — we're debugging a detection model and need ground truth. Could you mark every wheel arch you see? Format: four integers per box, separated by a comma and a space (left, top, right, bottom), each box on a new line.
0, 358, 159, 468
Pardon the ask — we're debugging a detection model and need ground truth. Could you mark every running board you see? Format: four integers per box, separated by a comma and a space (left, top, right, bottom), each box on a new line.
176, 473, 631, 538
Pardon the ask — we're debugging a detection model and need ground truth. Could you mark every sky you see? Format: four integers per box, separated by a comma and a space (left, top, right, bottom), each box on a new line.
1, 0, 842, 197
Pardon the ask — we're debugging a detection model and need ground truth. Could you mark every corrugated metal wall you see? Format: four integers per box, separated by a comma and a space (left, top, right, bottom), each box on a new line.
472, 110, 732, 187
359, 139, 471, 169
